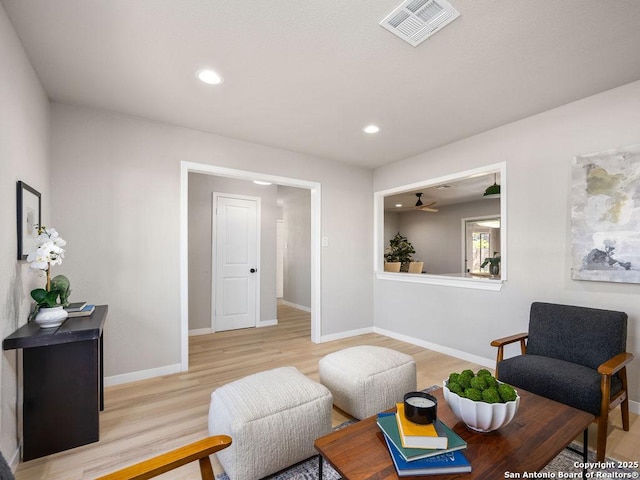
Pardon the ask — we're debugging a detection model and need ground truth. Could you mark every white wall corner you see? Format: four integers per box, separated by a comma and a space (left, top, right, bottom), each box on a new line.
8, 447, 20, 474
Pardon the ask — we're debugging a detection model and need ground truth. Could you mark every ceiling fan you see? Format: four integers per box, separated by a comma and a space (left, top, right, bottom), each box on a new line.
414, 193, 438, 212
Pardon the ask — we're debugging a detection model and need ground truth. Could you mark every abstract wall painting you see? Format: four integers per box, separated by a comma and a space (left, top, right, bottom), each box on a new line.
571, 144, 640, 283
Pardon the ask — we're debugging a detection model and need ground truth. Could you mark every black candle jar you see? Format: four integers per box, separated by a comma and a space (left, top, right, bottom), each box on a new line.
403, 391, 438, 425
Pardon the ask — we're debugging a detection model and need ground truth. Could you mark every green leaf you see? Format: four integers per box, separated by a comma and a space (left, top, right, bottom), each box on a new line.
30, 288, 48, 303
385, 232, 415, 264
30, 288, 60, 307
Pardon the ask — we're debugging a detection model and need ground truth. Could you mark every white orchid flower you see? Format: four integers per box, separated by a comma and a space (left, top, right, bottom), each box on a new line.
26, 250, 49, 270
26, 227, 66, 270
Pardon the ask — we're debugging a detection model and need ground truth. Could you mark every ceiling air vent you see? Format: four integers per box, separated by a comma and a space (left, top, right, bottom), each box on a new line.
379, 0, 460, 47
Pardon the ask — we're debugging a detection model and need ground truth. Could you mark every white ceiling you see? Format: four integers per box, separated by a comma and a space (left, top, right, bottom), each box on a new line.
3, 0, 640, 169
383, 171, 499, 211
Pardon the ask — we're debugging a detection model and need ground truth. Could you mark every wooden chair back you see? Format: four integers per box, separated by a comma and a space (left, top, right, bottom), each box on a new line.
408, 262, 423, 273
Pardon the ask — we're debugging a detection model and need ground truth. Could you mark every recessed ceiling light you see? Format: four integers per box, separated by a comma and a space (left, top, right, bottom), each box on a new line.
197, 69, 223, 85
253, 180, 272, 186
363, 125, 380, 134
395, 204, 403, 208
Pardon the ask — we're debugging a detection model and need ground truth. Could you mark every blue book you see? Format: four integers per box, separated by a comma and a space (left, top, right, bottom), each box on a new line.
383, 434, 472, 476
67, 304, 95, 317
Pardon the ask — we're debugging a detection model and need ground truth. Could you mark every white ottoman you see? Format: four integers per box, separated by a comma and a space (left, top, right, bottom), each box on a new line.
208, 366, 332, 480
319, 345, 416, 419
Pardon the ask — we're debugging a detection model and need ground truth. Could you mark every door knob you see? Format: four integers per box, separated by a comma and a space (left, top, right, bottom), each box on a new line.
250, 268, 257, 273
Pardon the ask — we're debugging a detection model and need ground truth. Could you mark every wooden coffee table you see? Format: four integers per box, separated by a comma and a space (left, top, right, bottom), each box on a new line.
315, 387, 594, 479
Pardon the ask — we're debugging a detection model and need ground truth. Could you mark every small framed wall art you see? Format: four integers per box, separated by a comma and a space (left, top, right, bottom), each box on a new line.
17, 181, 41, 260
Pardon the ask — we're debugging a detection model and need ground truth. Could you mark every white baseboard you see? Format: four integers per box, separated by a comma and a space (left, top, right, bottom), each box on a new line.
280, 300, 311, 313
189, 328, 213, 336
8, 446, 20, 473
104, 363, 182, 387
259, 319, 278, 327
373, 327, 495, 369
320, 327, 374, 343
190, 319, 278, 334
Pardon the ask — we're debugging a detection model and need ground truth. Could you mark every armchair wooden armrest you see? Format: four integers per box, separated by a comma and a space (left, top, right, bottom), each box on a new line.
490, 332, 529, 349
598, 352, 634, 376
491, 332, 528, 377
96, 435, 232, 480
598, 352, 634, 412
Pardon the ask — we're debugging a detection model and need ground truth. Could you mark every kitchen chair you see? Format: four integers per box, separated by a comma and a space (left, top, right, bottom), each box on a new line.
408, 261, 424, 273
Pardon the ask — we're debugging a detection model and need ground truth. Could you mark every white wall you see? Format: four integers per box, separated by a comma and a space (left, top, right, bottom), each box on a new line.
279, 186, 311, 308
50, 103, 374, 379
394, 199, 500, 274
188, 174, 278, 331
0, 2, 50, 465
373, 80, 640, 403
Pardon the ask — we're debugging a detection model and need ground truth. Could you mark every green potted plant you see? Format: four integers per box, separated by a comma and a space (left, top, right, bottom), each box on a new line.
26, 226, 69, 328
384, 232, 415, 272
481, 251, 501, 277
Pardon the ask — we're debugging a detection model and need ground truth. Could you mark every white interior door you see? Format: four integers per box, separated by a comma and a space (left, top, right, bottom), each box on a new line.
213, 194, 259, 332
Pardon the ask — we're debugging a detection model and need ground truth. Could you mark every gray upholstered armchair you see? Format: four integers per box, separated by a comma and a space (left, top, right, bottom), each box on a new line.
491, 302, 633, 462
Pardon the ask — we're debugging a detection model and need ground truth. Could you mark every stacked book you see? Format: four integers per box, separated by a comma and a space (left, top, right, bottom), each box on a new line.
64, 302, 96, 317
376, 403, 471, 476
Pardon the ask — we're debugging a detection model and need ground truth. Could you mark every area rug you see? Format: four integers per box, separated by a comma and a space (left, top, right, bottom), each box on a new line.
216, 446, 639, 479
540, 443, 639, 478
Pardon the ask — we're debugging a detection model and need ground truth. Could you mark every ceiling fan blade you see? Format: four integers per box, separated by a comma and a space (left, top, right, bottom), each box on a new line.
417, 206, 439, 212
423, 201, 437, 208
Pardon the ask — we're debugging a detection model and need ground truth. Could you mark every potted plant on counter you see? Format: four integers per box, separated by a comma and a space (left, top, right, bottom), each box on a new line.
481, 251, 501, 277
384, 232, 415, 272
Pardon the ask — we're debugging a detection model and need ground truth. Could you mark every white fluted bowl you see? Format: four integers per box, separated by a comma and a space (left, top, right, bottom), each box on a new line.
443, 380, 520, 432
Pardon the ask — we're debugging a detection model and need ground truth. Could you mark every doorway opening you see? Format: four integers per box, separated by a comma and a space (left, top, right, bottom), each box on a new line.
463, 216, 501, 276
180, 162, 322, 371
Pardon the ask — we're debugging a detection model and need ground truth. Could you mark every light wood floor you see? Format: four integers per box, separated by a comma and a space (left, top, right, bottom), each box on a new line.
14, 303, 639, 479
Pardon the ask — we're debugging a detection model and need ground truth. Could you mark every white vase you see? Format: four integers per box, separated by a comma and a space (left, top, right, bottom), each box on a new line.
34, 306, 68, 328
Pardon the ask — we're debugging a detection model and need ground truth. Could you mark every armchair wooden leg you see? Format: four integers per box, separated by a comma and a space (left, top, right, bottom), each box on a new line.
199, 457, 214, 480
621, 397, 630, 431
596, 416, 609, 462
620, 367, 630, 432
597, 374, 612, 463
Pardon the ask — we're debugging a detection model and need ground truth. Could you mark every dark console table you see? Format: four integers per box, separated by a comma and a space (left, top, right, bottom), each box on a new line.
3, 305, 107, 461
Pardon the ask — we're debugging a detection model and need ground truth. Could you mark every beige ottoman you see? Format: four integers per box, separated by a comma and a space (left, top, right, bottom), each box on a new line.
208, 366, 332, 480
319, 345, 416, 419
